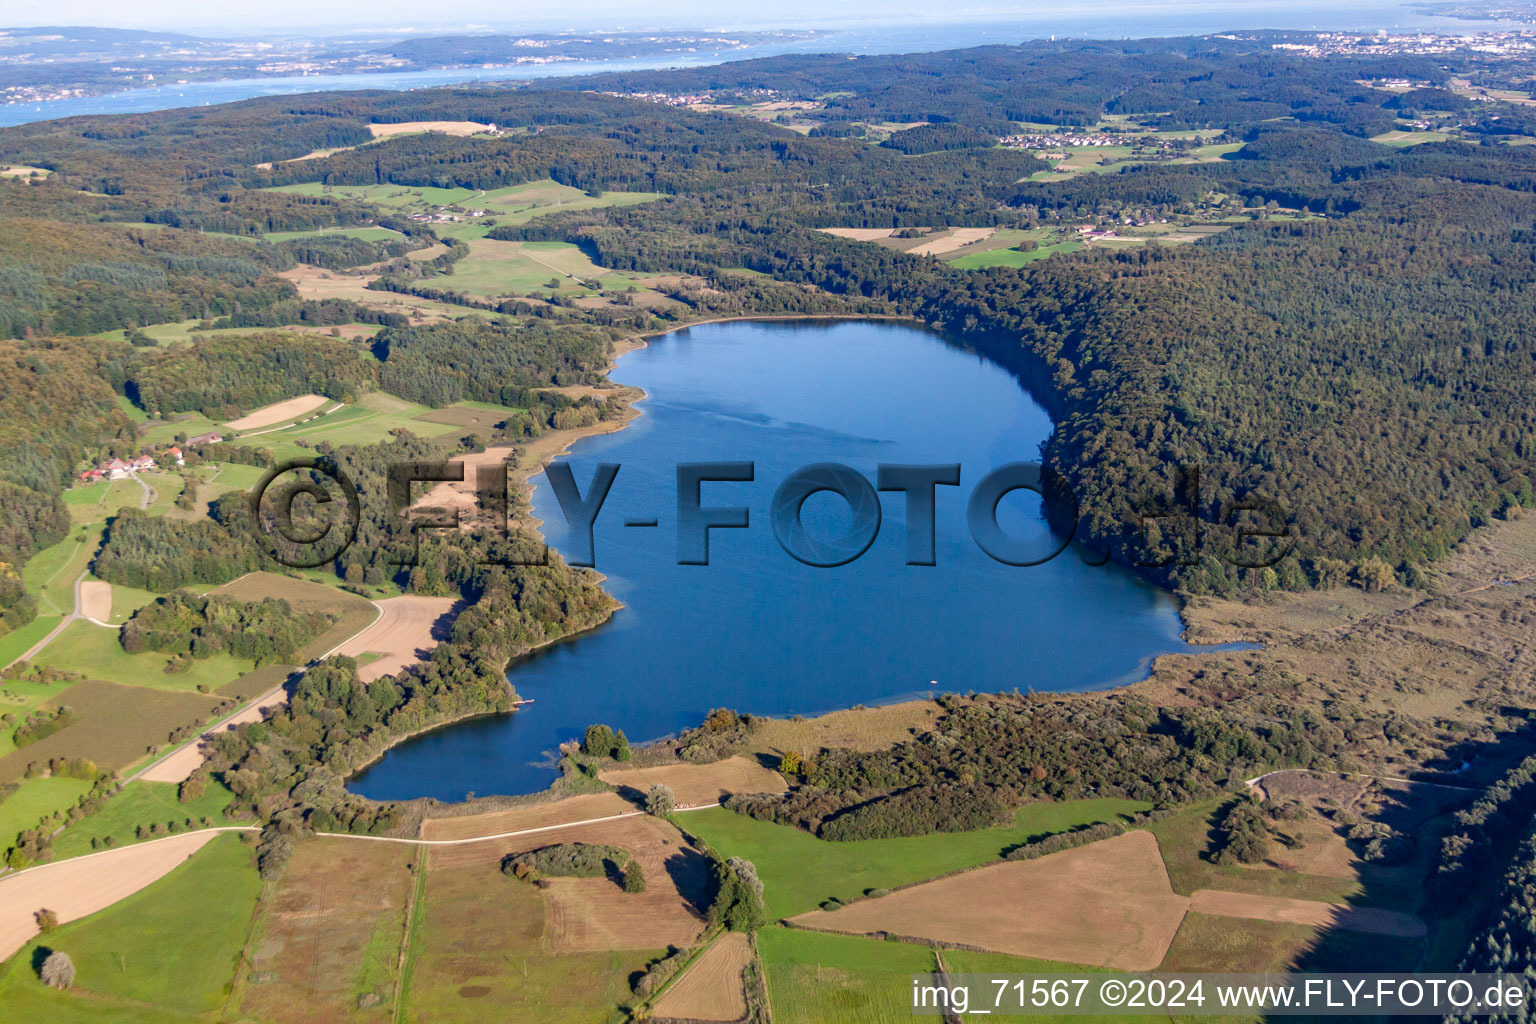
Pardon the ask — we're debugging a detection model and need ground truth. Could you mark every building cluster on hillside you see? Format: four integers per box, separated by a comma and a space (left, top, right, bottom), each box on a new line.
604, 91, 714, 106
77, 437, 221, 483
407, 209, 486, 223
1000, 132, 1120, 149
1261, 29, 1536, 59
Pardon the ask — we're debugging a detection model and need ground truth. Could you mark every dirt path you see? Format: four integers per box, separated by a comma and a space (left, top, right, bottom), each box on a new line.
0, 828, 256, 961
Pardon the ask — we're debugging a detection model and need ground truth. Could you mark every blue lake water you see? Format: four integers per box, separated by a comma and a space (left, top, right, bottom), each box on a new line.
350, 319, 1219, 802
1, 6, 1522, 128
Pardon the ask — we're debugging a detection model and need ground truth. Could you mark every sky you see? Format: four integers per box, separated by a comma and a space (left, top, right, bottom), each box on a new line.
0, 0, 1360, 35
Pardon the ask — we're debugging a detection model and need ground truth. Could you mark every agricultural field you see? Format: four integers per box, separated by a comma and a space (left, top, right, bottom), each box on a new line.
426, 813, 710, 952
239, 837, 414, 1024
249, 391, 464, 462
684, 797, 1150, 919
598, 755, 786, 807
0, 833, 260, 1021
788, 831, 1189, 971
402, 854, 657, 1023
266, 179, 660, 244
0, 680, 236, 784
650, 931, 754, 1022
757, 928, 934, 1024
49, 778, 243, 859
333, 595, 453, 683
1371, 129, 1453, 147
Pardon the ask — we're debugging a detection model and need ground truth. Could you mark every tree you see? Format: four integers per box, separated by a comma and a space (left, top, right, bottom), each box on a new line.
711, 856, 766, 932
40, 950, 74, 989
34, 908, 58, 932
582, 723, 615, 758
178, 773, 207, 803
646, 784, 676, 817
624, 861, 647, 893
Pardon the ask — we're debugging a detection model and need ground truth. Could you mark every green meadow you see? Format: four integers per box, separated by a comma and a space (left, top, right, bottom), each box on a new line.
0, 834, 260, 1020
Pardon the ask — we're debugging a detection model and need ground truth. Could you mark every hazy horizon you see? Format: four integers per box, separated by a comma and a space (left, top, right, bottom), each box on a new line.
0, 0, 1469, 37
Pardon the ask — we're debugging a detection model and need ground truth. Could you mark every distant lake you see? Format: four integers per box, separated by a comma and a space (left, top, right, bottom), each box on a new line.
350, 319, 1232, 802
1, 4, 1521, 128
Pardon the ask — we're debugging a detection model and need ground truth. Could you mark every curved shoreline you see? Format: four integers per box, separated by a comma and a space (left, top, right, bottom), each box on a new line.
354, 314, 1205, 804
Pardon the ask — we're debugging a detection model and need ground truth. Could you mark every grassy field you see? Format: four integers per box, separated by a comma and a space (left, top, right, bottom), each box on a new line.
263, 225, 405, 242
31, 620, 256, 695
686, 797, 1150, 919
266, 179, 661, 243
448, 238, 643, 298
1370, 129, 1453, 147
252, 391, 461, 462
950, 237, 1083, 268
51, 778, 243, 858
477, 179, 663, 226
0, 833, 260, 1018
1145, 797, 1359, 904
64, 479, 142, 523
758, 928, 933, 1024
0, 616, 60, 674
0, 774, 92, 843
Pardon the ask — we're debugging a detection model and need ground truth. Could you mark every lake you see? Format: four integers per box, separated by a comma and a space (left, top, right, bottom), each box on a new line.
349, 319, 1220, 802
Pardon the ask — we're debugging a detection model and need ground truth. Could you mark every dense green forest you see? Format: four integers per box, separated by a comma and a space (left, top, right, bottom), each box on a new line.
127, 332, 377, 419
121, 592, 334, 665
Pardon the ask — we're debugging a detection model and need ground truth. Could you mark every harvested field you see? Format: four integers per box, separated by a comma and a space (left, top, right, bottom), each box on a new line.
78, 579, 111, 622
652, 931, 753, 1022
429, 813, 709, 951
818, 227, 896, 241
223, 393, 328, 430
599, 756, 787, 807
240, 837, 414, 1023
1189, 889, 1427, 937
405, 856, 651, 1023
334, 595, 457, 682
0, 165, 48, 177
788, 830, 1189, 971
0, 828, 231, 961
908, 227, 996, 255
369, 121, 490, 137
421, 791, 637, 842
